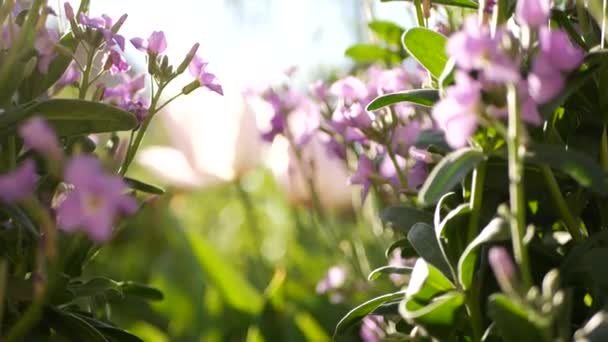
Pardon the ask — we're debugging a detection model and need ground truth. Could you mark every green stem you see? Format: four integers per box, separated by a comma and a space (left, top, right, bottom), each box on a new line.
506, 84, 532, 288
78, 47, 97, 100
412, 0, 425, 27
119, 82, 166, 176
467, 161, 487, 243
600, 125, 608, 171
540, 165, 584, 242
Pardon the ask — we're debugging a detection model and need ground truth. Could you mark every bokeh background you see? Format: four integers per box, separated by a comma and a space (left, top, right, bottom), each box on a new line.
68, 1, 415, 341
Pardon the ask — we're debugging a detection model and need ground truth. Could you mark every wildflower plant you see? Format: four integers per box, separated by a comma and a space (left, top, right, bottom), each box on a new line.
326, 0, 608, 340
0, 0, 221, 340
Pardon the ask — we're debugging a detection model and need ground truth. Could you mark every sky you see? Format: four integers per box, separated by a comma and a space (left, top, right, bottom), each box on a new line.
75, 0, 414, 89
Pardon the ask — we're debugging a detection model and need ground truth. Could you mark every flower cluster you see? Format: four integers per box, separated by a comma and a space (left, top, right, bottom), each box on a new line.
434, 10, 583, 148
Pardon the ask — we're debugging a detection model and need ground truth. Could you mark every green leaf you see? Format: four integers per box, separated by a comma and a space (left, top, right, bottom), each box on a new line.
435, 203, 471, 268
368, 20, 405, 46
46, 308, 109, 342
381, 0, 478, 9
366, 89, 439, 111
334, 291, 406, 337
385, 238, 417, 258
418, 148, 485, 206
19, 32, 79, 101
414, 129, 450, 152
457, 218, 509, 289
368, 265, 413, 281
69, 277, 123, 299
402, 28, 449, 78
186, 230, 263, 315
527, 144, 608, 195
75, 314, 144, 342
0, 99, 137, 138
408, 223, 453, 279
380, 205, 433, 232
371, 300, 401, 315
124, 177, 166, 195
345, 44, 401, 64
400, 291, 465, 331
488, 294, 551, 342
406, 259, 455, 303
120, 281, 164, 301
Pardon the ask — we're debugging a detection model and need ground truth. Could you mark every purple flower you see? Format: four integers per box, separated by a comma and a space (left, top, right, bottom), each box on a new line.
310, 80, 328, 101
410, 146, 434, 163
350, 155, 374, 201
528, 56, 565, 104
104, 49, 130, 74
408, 160, 428, 190
447, 17, 520, 82
538, 27, 584, 72
261, 113, 286, 142
432, 73, 481, 148
360, 315, 386, 342
35, 28, 59, 73
379, 154, 406, 189
131, 31, 167, 54
515, 0, 551, 28
488, 247, 517, 293
57, 156, 137, 241
339, 103, 374, 129
316, 266, 347, 294
392, 121, 421, 156
55, 61, 81, 89
188, 55, 224, 95
125, 100, 149, 125
104, 74, 146, 106
0, 160, 38, 203
18, 117, 62, 160
330, 76, 368, 102
79, 13, 126, 51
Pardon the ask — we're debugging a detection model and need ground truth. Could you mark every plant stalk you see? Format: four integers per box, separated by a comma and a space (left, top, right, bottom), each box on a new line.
506, 84, 532, 288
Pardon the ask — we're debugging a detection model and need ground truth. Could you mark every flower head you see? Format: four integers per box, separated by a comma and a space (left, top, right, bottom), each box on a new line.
35, 28, 59, 73
330, 76, 368, 102
131, 31, 167, 54
57, 156, 137, 241
18, 117, 62, 160
350, 155, 374, 201
515, 0, 551, 28
79, 13, 126, 50
55, 61, 81, 89
0, 160, 38, 203
188, 55, 224, 95
104, 49, 130, 75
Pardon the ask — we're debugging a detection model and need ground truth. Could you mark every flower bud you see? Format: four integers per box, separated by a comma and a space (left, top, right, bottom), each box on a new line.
489, 247, 518, 295
64, 2, 75, 21
176, 43, 200, 74
515, 0, 551, 28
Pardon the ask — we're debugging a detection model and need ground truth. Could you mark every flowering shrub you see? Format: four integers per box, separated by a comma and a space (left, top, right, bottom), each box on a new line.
0, 0, 222, 340
251, 0, 608, 340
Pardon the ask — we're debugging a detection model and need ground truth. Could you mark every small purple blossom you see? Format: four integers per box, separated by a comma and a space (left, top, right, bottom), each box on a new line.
350, 155, 374, 201
131, 31, 167, 54
35, 28, 59, 73
57, 156, 137, 241
379, 154, 406, 189
18, 117, 62, 160
189, 55, 224, 95
392, 121, 421, 156
316, 266, 347, 294
55, 61, 81, 89
64, 2, 75, 21
408, 160, 428, 190
310, 80, 329, 101
105, 50, 130, 74
538, 27, 584, 72
330, 76, 368, 102
515, 0, 551, 28
360, 315, 386, 342
432, 73, 481, 148
339, 103, 374, 129
0, 160, 38, 203
79, 13, 126, 51
104, 74, 146, 106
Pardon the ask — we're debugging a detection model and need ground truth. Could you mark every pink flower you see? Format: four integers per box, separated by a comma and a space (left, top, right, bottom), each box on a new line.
0, 160, 38, 203
515, 0, 551, 28
188, 55, 224, 95
18, 117, 62, 160
57, 156, 137, 241
131, 31, 167, 54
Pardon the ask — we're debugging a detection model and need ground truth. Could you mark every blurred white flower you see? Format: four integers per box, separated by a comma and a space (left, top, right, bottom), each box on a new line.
268, 134, 352, 211
138, 87, 261, 188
